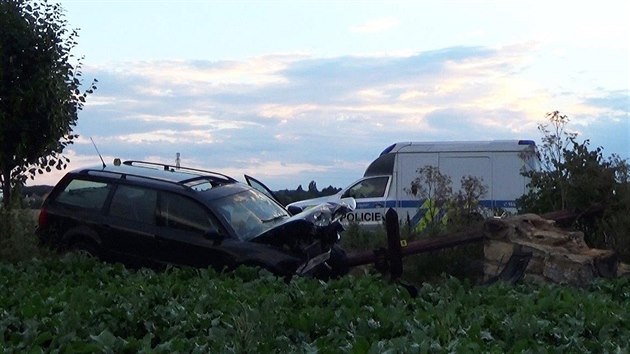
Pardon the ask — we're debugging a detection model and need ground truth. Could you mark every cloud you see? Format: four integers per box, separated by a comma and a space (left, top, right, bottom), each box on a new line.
28, 43, 629, 190
582, 90, 630, 115
89, 57, 291, 92
221, 159, 330, 178
124, 113, 258, 130
350, 17, 399, 33
258, 104, 319, 120
115, 129, 216, 144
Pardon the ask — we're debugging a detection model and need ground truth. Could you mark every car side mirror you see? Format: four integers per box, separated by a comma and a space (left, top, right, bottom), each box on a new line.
287, 205, 303, 215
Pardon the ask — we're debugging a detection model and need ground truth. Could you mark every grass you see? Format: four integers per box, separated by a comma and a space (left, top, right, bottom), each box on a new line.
0, 207, 51, 263
340, 221, 485, 284
1, 205, 484, 286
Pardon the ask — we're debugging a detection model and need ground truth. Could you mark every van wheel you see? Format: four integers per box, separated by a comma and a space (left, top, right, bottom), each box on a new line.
69, 241, 99, 259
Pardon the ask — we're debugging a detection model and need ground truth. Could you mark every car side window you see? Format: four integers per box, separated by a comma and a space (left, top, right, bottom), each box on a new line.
109, 185, 157, 225
157, 192, 221, 235
342, 176, 389, 199
55, 179, 112, 210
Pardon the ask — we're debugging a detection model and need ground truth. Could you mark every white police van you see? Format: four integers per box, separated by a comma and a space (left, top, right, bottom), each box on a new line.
289, 140, 540, 230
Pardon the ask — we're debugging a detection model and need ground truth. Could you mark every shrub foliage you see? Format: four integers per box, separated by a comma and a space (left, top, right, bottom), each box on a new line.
0, 0, 97, 208
0, 206, 46, 263
518, 111, 630, 260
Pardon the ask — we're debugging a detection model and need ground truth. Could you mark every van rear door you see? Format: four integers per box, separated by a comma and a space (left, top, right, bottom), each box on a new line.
439, 154, 493, 208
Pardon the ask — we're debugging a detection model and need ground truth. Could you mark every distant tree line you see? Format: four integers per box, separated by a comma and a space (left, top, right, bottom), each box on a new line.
273, 180, 341, 206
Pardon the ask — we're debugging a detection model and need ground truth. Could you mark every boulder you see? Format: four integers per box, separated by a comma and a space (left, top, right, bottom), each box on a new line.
483, 214, 625, 286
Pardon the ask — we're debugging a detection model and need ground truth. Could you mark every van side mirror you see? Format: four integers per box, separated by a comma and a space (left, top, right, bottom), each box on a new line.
287, 205, 303, 215
339, 197, 357, 211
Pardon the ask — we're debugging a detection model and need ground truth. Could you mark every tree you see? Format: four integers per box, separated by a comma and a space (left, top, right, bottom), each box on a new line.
307, 180, 318, 194
518, 111, 630, 259
535, 111, 576, 210
517, 111, 623, 214
0, 0, 96, 208
447, 175, 488, 231
406, 165, 453, 234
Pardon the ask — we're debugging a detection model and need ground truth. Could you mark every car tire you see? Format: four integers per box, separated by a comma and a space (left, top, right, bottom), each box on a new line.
69, 241, 99, 259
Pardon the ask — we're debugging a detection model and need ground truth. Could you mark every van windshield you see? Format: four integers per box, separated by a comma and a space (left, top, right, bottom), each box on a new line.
363, 153, 395, 177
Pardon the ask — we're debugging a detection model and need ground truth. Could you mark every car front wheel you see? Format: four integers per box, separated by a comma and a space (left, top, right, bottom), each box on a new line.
69, 241, 99, 259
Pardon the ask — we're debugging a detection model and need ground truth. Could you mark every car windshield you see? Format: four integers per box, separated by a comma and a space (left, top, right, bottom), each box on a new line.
212, 188, 290, 241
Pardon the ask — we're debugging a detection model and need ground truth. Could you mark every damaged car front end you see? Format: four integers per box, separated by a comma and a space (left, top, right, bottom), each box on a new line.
208, 182, 355, 278
249, 200, 356, 278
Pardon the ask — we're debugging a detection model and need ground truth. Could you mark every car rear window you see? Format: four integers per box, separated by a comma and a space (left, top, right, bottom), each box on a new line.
54, 179, 112, 210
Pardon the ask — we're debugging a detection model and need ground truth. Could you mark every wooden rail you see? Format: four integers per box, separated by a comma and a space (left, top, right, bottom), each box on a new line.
346, 226, 483, 267
344, 207, 596, 268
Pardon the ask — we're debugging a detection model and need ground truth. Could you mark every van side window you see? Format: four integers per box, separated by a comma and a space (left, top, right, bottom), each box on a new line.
157, 192, 222, 235
55, 179, 112, 210
342, 176, 389, 199
109, 185, 157, 225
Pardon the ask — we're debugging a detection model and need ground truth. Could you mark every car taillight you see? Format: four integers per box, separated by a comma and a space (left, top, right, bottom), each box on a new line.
38, 208, 48, 228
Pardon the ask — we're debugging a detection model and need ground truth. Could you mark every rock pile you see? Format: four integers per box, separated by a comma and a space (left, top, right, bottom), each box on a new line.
483, 214, 629, 286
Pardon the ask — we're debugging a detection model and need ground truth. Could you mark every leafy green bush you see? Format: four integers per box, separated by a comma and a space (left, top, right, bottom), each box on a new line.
341, 219, 484, 283
1, 258, 629, 353
518, 111, 630, 261
340, 167, 488, 282
406, 165, 453, 235
401, 243, 485, 284
397, 167, 488, 282
0, 206, 48, 263
339, 222, 387, 252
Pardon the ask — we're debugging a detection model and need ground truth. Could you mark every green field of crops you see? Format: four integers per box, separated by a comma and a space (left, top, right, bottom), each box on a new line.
1, 257, 629, 353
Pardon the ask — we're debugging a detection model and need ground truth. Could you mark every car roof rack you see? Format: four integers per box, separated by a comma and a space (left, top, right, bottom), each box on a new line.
122, 160, 238, 183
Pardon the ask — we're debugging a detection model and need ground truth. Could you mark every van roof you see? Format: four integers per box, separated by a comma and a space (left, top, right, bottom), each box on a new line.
382, 140, 536, 155
364, 140, 538, 177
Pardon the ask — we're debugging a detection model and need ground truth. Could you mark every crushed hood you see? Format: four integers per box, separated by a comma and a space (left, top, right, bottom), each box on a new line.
251, 202, 346, 248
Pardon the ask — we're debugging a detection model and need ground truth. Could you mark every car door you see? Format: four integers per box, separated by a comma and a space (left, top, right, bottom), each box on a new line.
103, 184, 161, 267
339, 175, 390, 227
244, 175, 283, 205
49, 177, 114, 247
154, 191, 235, 269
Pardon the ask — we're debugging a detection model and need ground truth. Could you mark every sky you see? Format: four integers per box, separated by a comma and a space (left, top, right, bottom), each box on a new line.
28, 0, 630, 190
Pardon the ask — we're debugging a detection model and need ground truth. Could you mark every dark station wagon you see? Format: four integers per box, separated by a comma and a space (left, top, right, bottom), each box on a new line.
37, 160, 351, 278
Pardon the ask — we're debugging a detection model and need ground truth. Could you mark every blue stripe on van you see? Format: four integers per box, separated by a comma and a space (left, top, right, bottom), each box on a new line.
354, 199, 517, 210
350, 199, 518, 230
